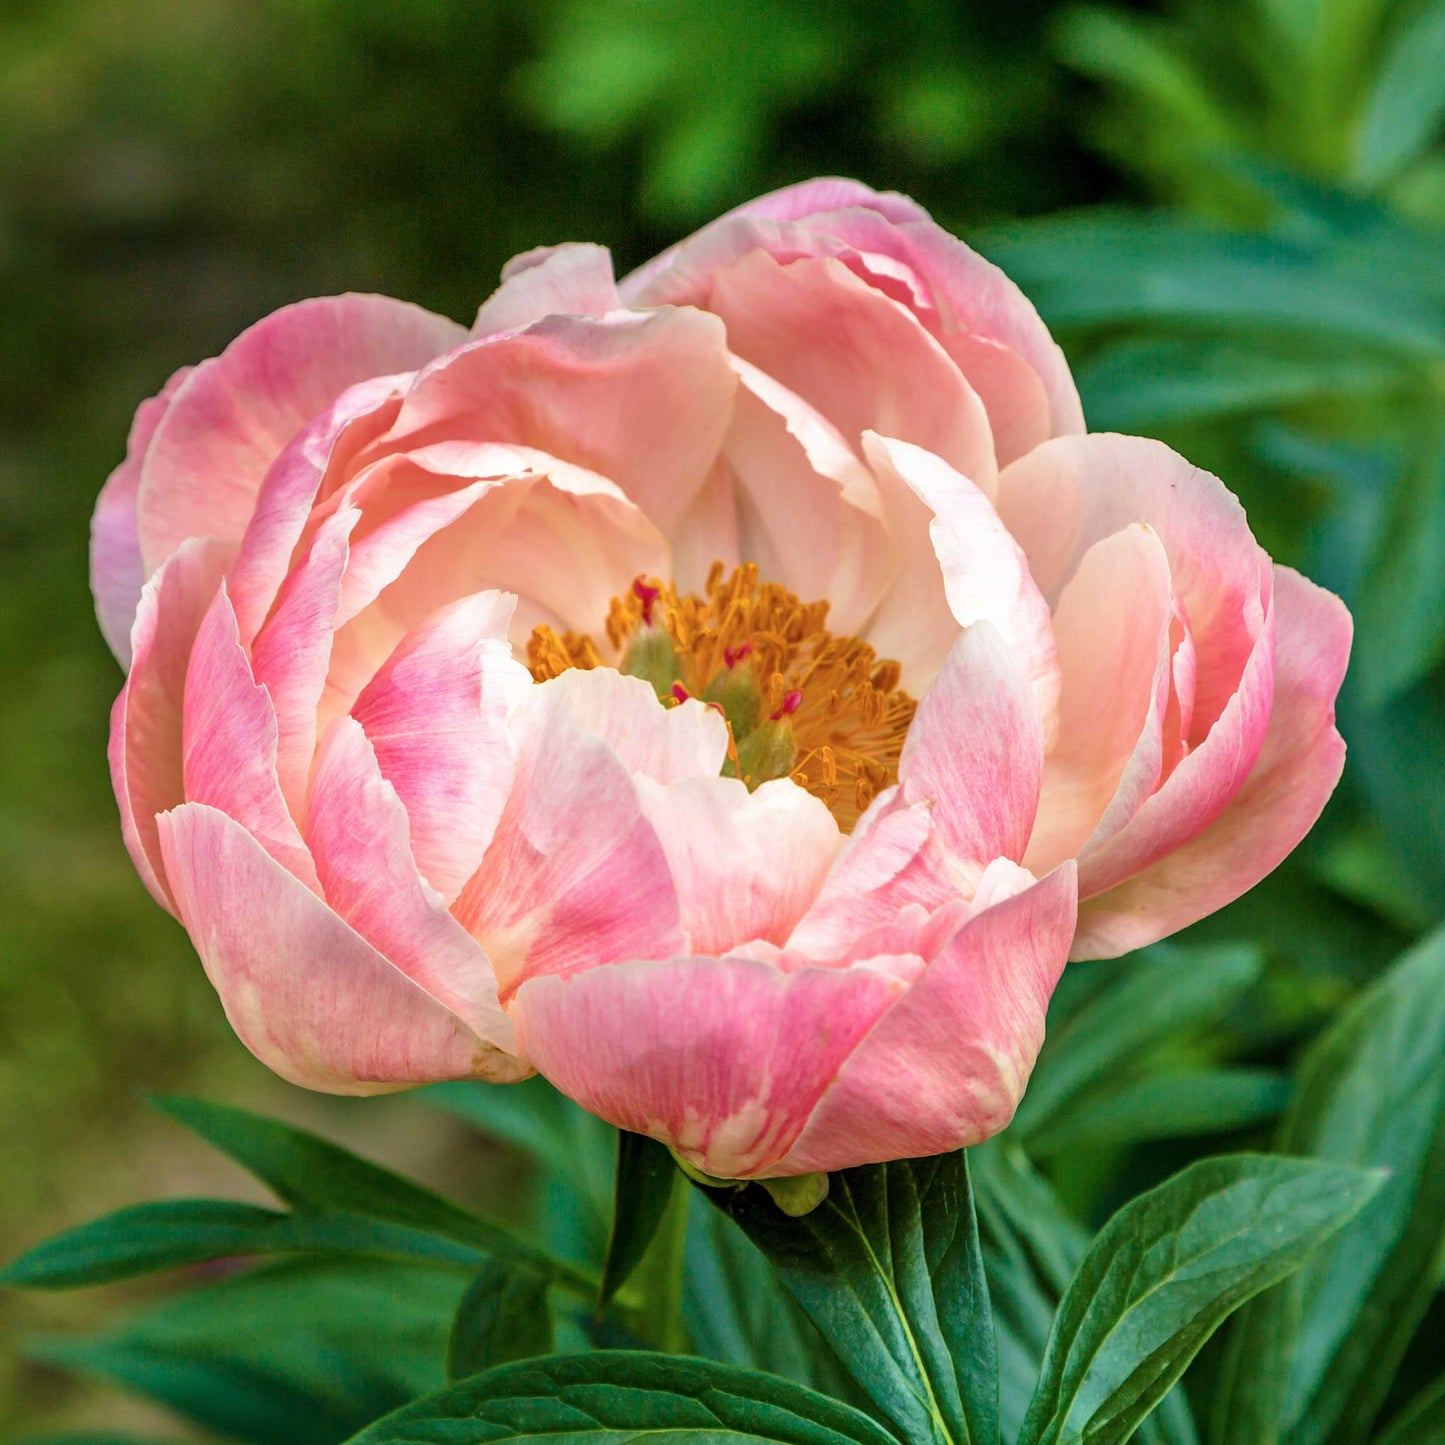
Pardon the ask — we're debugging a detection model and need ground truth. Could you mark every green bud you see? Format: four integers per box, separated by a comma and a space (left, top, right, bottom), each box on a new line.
734, 718, 797, 790
620, 627, 683, 699
703, 663, 761, 739
760, 1173, 830, 1216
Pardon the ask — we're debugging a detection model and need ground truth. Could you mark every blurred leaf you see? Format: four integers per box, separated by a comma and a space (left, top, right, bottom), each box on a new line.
346, 1351, 901, 1445
1214, 926, 1445, 1445
447, 1260, 553, 1380
1027, 1069, 1291, 1156
1372, 1372, 1445, 1445
682, 1196, 851, 1398
706, 1152, 998, 1445
1013, 942, 1263, 1135
0, 1198, 493, 1288
148, 1095, 590, 1291
1017, 1155, 1382, 1445
30, 1257, 464, 1445
599, 1132, 680, 1310
1355, 418, 1445, 705
1355, 0, 1445, 183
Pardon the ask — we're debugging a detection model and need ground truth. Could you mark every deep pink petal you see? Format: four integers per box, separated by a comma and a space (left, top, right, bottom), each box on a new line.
510, 954, 908, 1178
472, 243, 620, 336
109, 537, 233, 911
159, 802, 512, 1093
137, 295, 463, 575
864, 434, 1060, 724
350, 590, 529, 902
772, 862, 1077, 1174
91, 366, 192, 667
182, 586, 320, 892
634, 776, 841, 956
1074, 567, 1349, 956
304, 715, 520, 1062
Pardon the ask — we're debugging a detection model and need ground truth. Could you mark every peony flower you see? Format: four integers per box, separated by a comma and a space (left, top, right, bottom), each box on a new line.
90, 179, 1349, 1180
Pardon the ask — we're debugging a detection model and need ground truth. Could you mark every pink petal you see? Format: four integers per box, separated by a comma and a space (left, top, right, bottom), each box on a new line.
633, 775, 842, 956
472, 243, 620, 336
230, 373, 413, 642
863, 433, 1060, 725
248, 507, 359, 822
700, 251, 999, 492
1024, 525, 1175, 874
450, 674, 687, 999
897, 622, 1044, 893
91, 366, 192, 668
1074, 567, 1349, 956
304, 715, 521, 1063
137, 295, 464, 575
350, 590, 529, 902
159, 802, 512, 1093
182, 586, 320, 892
510, 954, 908, 1178
771, 861, 1077, 1174
368, 309, 735, 538
724, 358, 891, 634
109, 538, 233, 911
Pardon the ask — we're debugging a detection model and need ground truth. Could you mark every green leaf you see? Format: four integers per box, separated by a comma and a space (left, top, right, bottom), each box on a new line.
1372, 1373, 1445, 1445
682, 1196, 852, 1399
1355, 0, 1445, 183
1013, 943, 1263, 1136
1213, 927, 1445, 1445
0, 1198, 493, 1288
1016, 1154, 1382, 1445
448, 1260, 554, 1380
600, 1132, 681, 1308
147, 1095, 593, 1293
1026, 1070, 1290, 1157
4, 1436, 173, 1445
30, 1257, 464, 1445
706, 1152, 998, 1445
345, 1351, 901, 1445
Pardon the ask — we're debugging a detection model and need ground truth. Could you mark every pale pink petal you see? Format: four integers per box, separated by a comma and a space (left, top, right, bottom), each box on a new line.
1074, 567, 1349, 956
91, 367, 191, 667
159, 802, 509, 1093
109, 538, 233, 911
472, 243, 620, 336
182, 587, 320, 892
701, 251, 998, 491
724, 358, 890, 633
351, 591, 530, 902
304, 716, 521, 1065
1024, 526, 1174, 874
510, 954, 908, 1178
863, 434, 1060, 728
996, 434, 1264, 739
137, 295, 465, 573
668, 458, 741, 595
451, 678, 685, 1000
633, 776, 841, 956
230, 373, 413, 642
368, 309, 735, 537
771, 862, 1077, 1174
248, 507, 359, 822
897, 623, 1044, 893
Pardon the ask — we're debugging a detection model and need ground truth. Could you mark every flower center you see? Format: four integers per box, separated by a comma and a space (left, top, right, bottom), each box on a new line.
527, 563, 916, 831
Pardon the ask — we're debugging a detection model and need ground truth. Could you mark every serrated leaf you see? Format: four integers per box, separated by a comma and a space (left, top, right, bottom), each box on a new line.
448, 1260, 554, 1380
706, 1152, 997, 1445
30, 1257, 465, 1445
1213, 927, 1445, 1445
146, 1096, 592, 1293
0, 1198, 490, 1288
1013, 943, 1263, 1136
345, 1351, 901, 1445
600, 1132, 680, 1309
1016, 1154, 1381, 1445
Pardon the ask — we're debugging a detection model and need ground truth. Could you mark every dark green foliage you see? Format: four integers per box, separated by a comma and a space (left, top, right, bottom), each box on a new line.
448, 1261, 555, 1380
599, 1133, 682, 1309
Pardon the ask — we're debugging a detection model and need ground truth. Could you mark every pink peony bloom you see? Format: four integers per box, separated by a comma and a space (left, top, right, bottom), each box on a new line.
90, 179, 1349, 1178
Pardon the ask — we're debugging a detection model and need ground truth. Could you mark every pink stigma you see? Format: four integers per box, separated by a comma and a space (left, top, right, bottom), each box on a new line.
671, 682, 691, 705
724, 640, 753, 669
632, 577, 661, 625
771, 689, 803, 721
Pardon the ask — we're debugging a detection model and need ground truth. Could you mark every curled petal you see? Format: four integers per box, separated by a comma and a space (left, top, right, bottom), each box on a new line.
510, 954, 908, 1178
160, 802, 508, 1093
473, 243, 620, 336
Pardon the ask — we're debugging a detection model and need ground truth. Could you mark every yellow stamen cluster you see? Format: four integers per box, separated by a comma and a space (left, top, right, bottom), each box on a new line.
527, 563, 916, 831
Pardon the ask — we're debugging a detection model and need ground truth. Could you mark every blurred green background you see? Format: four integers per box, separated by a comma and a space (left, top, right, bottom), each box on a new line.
2, 0, 1442, 1435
